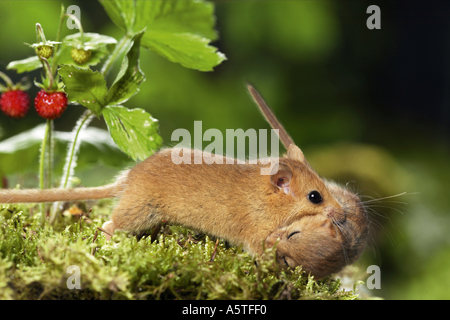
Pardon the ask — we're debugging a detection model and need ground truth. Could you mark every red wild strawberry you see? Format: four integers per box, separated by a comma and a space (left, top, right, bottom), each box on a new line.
0, 89, 30, 118
34, 90, 68, 120
0, 72, 31, 118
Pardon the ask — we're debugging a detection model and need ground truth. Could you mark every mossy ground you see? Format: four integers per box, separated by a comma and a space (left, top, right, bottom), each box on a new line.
0, 200, 366, 300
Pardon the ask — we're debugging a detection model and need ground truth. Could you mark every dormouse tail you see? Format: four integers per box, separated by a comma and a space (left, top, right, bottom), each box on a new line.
0, 183, 120, 204
0, 171, 129, 204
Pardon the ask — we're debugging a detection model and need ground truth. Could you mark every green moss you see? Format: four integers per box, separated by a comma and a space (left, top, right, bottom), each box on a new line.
0, 202, 365, 300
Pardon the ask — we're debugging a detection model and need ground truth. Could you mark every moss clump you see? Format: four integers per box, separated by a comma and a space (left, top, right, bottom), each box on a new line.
0, 202, 365, 300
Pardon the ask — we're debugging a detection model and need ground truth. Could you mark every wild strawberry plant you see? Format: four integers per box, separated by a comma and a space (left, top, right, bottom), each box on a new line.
1, 0, 226, 225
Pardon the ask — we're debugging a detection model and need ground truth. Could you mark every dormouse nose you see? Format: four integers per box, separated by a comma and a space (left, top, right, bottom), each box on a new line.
324, 206, 346, 224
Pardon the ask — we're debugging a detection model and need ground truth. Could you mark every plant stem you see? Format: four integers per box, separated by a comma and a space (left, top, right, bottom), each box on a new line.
39, 121, 50, 190
0, 71, 14, 88
46, 120, 54, 189
52, 4, 66, 75
61, 110, 94, 189
39, 119, 51, 228
39, 58, 54, 92
63, 13, 85, 43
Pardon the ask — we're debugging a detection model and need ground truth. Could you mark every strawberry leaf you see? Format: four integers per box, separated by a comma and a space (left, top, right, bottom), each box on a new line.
106, 30, 145, 105
103, 105, 162, 161
58, 65, 108, 116
142, 30, 226, 72
100, 0, 226, 71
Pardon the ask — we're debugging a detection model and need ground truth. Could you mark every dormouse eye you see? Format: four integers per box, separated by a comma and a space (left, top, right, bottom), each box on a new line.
308, 191, 323, 204
288, 231, 300, 239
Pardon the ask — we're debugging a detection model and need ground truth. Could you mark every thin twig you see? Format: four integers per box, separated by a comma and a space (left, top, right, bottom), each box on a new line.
91, 230, 99, 255
36, 246, 44, 263
92, 229, 98, 243
97, 226, 113, 238
209, 239, 220, 263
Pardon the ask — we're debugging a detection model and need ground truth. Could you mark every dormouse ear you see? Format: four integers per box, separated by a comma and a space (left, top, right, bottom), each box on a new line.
270, 162, 293, 194
287, 144, 305, 163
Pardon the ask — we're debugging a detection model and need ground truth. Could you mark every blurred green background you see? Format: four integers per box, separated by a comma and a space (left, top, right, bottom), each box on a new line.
1, 0, 449, 299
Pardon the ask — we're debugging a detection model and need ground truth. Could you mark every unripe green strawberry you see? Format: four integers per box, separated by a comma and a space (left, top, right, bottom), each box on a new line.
0, 90, 30, 118
71, 47, 91, 64
34, 90, 68, 120
36, 45, 54, 59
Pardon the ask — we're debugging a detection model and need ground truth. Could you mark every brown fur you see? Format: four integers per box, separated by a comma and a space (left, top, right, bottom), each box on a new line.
0, 86, 369, 278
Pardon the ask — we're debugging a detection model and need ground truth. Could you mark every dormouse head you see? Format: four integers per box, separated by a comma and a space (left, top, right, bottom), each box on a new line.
266, 145, 369, 278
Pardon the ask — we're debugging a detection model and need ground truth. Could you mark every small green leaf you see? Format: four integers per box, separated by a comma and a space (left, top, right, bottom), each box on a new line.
6, 56, 42, 74
142, 31, 226, 71
103, 105, 162, 161
58, 65, 108, 116
107, 30, 145, 106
